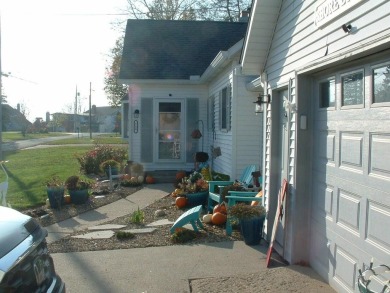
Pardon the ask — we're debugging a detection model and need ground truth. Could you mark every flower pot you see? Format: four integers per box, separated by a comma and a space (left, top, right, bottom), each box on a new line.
240, 216, 265, 245
47, 187, 65, 209
185, 191, 208, 208
69, 189, 89, 205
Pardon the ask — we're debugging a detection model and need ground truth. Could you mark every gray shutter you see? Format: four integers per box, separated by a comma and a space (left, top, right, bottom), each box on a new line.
141, 98, 153, 162
186, 98, 199, 163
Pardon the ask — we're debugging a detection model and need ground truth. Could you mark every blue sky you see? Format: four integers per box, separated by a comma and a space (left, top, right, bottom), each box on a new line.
1, 0, 129, 122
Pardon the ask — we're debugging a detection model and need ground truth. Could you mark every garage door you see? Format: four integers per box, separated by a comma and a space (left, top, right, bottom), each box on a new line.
310, 59, 390, 292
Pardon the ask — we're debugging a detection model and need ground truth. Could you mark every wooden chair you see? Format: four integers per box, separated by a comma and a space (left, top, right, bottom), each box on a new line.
207, 165, 258, 212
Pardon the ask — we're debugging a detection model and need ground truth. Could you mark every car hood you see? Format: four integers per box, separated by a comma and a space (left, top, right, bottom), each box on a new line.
0, 207, 41, 259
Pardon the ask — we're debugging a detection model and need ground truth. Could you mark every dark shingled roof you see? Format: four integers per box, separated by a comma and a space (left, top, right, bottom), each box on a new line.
119, 19, 247, 80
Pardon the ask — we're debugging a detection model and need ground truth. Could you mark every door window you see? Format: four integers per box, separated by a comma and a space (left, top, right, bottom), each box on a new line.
158, 102, 182, 160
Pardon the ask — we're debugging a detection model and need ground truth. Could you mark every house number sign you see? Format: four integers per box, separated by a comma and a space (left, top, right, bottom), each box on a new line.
315, 0, 365, 28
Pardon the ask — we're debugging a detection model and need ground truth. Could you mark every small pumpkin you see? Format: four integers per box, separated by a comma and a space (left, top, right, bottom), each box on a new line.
213, 203, 227, 215
175, 196, 187, 208
145, 175, 155, 184
64, 194, 71, 204
211, 212, 227, 225
202, 214, 213, 224
137, 175, 144, 183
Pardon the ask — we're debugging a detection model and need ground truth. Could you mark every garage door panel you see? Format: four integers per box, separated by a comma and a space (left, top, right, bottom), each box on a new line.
337, 189, 361, 237
366, 200, 390, 254
312, 176, 334, 222
333, 243, 359, 291
339, 131, 364, 172
369, 133, 390, 180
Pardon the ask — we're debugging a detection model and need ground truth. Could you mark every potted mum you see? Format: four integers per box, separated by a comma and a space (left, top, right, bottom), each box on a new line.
228, 203, 266, 245
45, 175, 65, 209
65, 175, 91, 204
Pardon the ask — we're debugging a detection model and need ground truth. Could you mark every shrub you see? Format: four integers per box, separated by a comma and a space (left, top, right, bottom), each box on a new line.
76, 144, 127, 174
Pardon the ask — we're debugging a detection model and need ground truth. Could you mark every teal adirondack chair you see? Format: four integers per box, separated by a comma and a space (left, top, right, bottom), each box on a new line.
207, 165, 260, 212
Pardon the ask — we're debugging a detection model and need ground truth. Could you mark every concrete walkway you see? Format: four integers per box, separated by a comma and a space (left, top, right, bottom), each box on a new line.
48, 183, 336, 293
45, 183, 172, 243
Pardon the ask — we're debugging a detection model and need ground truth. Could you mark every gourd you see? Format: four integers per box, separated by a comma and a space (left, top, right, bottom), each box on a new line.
175, 196, 187, 208
211, 212, 227, 225
202, 214, 213, 223
176, 171, 186, 180
64, 194, 71, 204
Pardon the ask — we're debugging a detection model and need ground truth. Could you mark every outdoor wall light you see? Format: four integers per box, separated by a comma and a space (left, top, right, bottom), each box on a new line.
134, 109, 140, 118
254, 94, 271, 113
341, 23, 352, 33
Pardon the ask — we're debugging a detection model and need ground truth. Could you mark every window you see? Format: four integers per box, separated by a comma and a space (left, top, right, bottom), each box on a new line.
207, 95, 215, 131
219, 86, 231, 131
373, 64, 390, 103
319, 78, 336, 108
342, 70, 364, 106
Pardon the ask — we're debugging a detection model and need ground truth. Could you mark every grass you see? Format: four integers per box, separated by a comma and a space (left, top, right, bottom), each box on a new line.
2, 146, 94, 210
2, 131, 70, 142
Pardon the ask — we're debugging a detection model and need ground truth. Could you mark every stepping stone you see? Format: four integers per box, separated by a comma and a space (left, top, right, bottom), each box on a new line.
147, 219, 174, 227
72, 230, 115, 239
121, 228, 156, 234
88, 224, 126, 231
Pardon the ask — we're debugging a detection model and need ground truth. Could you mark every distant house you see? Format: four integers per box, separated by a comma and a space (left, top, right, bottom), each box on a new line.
119, 18, 263, 179
2, 104, 32, 131
50, 105, 120, 133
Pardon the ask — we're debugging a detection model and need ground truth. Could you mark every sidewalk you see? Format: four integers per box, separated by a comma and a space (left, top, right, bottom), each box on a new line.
48, 184, 336, 293
45, 183, 172, 243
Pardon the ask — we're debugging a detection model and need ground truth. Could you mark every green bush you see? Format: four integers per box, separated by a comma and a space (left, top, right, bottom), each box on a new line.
76, 144, 127, 174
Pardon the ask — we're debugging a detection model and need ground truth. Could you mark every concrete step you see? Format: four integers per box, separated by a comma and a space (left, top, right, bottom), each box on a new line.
145, 170, 178, 184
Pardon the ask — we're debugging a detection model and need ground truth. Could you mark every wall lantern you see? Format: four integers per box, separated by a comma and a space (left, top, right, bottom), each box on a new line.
254, 94, 271, 113
341, 23, 352, 33
134, 109, 140, 119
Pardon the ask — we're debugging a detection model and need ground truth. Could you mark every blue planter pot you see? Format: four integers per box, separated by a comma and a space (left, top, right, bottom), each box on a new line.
47, 187, 65, 209
105, 167, 119, 178
69, 189, 89, 205
240, 216, 265, 245
185, 191, 208, 208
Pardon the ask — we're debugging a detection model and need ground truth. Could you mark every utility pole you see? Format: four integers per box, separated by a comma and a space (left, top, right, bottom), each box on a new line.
89, 82, 92, 139
74, 86, 79, 133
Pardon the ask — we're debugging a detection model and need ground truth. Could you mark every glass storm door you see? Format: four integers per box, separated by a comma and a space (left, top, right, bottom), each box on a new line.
156, 101, 184, 161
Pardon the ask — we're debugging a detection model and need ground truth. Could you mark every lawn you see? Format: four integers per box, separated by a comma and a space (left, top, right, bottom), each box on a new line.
2, 142, 128, 210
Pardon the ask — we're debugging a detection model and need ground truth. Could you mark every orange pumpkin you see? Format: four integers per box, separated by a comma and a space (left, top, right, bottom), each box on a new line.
145, 175, 155, 184
64, 194, 71, 204
175, 196, 187, 208
211, 212, 227, 225
213, 203, 227, 215
176, 171, 186, 180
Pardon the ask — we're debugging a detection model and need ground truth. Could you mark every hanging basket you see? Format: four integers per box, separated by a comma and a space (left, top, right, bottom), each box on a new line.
191, 129, 202, 139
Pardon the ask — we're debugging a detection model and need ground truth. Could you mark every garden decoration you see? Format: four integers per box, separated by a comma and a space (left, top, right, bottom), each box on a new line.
45, 175, 65, 209
65, 175, 91, 205
0, 161, 8, 207
100, 159, 121, 178
357, 259, 390, 293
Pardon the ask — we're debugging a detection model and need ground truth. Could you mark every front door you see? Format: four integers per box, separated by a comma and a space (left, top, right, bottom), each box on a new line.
155, 100, 185, 162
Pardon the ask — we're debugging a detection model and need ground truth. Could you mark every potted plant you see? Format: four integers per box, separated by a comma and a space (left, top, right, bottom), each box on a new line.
65, 175, 91, 204
174, 172, 209, 208
228, 203, 266, 245
45, 175, 65, 209
99, 159, 121, 178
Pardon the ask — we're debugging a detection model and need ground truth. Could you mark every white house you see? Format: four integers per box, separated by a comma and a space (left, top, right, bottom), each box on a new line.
119, 19, 263, 180
241, 0, 390, 292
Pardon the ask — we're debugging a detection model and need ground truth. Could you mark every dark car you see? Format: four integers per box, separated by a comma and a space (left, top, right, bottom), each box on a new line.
0, 206, 65, 292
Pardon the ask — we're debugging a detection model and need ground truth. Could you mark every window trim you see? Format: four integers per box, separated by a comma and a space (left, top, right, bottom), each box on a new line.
318, 76, 336, 111
371, 61, 390, 108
